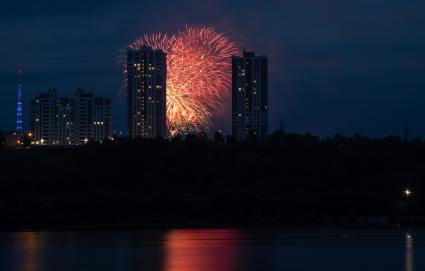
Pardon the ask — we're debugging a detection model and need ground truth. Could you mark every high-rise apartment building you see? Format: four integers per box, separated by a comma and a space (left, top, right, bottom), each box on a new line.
127, 46, 167, 138
232, 51, 268, 141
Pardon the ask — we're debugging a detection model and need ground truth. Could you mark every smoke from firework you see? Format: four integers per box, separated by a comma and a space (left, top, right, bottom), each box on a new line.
128, 26, 240, 135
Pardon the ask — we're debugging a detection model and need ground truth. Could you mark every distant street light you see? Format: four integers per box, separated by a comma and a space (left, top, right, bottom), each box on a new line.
404, 188, 413, 227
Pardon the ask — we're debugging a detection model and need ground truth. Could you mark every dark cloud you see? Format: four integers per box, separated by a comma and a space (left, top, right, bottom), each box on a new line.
1, 0, 424, 137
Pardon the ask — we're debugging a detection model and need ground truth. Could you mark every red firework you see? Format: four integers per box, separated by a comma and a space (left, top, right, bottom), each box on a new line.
129, 26, 240, 135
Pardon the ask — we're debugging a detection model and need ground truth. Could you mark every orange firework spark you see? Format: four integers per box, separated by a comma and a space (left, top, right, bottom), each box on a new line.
128, 26, 240, 135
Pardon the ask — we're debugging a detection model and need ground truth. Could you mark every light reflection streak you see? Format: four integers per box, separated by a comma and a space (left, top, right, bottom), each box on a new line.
405, 232, 413, 271
163, 229, 240, 271
13, 231, 43, 271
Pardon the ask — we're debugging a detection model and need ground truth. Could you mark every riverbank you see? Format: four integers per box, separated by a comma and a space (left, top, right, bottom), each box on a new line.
0, 137, 424, 231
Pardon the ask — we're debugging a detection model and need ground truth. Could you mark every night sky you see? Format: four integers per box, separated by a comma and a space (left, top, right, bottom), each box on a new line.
1, 0, 424, 137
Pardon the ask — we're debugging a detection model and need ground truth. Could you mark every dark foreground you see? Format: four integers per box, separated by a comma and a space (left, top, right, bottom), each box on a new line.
0, 228, 423, 271
0, 134, 425, 229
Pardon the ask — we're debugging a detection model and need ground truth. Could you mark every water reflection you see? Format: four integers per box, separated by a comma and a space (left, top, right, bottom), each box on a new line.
0, 229, 422, 271
163, 229, 240, 271
13, 232, 43, 271
405, 232, 414, 271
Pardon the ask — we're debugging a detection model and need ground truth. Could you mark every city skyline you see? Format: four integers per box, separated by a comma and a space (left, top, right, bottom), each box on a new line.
0, 2, 424, 270
1, 0, 425, 138
30, 88, 111, 145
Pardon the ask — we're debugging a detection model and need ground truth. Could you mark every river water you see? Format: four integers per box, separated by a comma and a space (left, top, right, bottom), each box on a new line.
0, 229, 423, 271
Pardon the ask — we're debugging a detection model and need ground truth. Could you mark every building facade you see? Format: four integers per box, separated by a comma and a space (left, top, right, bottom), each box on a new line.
30, 89, 111, 145
232, 51, 268, 141
30, 88, 59, 145
93, 97, 112, 143
57, 98, 74, 145
127, 46, 167, 138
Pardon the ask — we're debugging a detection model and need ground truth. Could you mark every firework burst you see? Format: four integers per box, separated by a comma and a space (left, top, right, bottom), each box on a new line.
127, 26, 240, 135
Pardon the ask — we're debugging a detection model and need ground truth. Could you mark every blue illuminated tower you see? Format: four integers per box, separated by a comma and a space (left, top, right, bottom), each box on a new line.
16, 65, 23, 132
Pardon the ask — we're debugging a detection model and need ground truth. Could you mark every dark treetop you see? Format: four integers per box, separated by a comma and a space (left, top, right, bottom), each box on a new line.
0, 133, 424, 229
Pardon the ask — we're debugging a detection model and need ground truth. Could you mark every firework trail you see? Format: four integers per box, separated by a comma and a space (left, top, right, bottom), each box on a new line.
127, 26, 240, 135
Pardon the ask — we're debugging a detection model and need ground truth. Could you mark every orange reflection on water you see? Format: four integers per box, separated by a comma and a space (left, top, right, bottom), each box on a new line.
13, 231, 43, 271
163, 229, 240, 271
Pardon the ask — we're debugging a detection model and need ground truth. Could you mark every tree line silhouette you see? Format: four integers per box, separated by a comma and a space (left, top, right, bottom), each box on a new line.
0, 129, 424, 229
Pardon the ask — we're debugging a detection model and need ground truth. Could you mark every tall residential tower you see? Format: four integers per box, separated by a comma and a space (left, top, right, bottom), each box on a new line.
127, 46, 167, 138
232, 51, 268, 141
